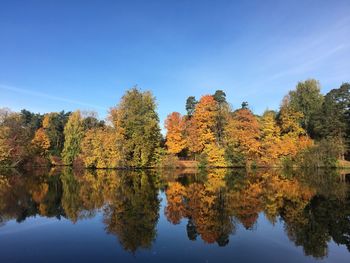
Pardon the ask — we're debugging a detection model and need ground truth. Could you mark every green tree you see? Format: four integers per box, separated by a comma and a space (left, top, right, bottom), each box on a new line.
314, 83, 350, 159
62, 111, 85, 165
83, 115, 105, 130
241, 101, 249, 109
109, 88, 161, 167
213, 90, 230, 145
289, 79, 324, 137
213, 90, 227, 105
104, 171, 160, 252
20, 109, 44, 138
186, 96, 198, 117
42, 111, 71, 156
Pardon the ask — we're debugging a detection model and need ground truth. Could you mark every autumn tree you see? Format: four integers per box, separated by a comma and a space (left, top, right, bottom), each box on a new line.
278, 96, 312, 158
109, 88, 161, 167
191, 95, 218, 149
164, 112, 186, 155
224, 107, 261, 166
80, 127, 120, 168
260, 110, 282, 165
42, 111, 70, 156
0, 109, 30, 166
62, 111, 85, 165
278, 96, 305, 137
184, 117, 202, 154
187, 95, 226, 166
31, 128, 51, 156
202, 143, 227, 167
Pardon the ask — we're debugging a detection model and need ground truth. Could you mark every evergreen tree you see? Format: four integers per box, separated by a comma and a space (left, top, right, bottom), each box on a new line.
315, 83, 350, 159
186, 96, 198, 117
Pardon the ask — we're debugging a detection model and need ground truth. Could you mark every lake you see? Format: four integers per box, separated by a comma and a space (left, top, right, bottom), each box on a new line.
0, 168, 349, 262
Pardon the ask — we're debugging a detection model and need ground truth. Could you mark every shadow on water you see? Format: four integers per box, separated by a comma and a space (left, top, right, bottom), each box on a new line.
0, 167, 349, 259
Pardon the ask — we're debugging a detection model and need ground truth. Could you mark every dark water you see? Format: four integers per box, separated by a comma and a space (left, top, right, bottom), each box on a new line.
0, 168, 349, 263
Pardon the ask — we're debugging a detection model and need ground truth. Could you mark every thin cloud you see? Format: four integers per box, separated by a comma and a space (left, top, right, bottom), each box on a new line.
0, 84, 107, 110
269, 44, 348, 81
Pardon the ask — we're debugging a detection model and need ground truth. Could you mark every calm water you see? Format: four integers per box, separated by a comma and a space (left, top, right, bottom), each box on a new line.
0, 168, 349, 263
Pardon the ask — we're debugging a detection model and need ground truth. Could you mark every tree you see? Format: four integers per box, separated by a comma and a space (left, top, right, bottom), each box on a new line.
278, 96, 313, 158
289, 79, 324, 137
109, 88, 161, 167
42, 111, 70, 156
213, 90, 227, 105
186, 96, 198, 117
202, 142, 227, 167
31, 128, 50, 156
314, 83, 350, 159
184, 117, 202, 154
82, 114, 105, 130
278, 96, 305, 137
185, 95, 227, 166
80, 127, 120, 168
62, 111, 85, 165
0, 109, 30, 166
260, 110, 282, 164
20, 109, 43, 138
192, 95, 218, 149
241, 101, 249, 109
213, 90, 230, 145
224, 108, 261, 165
164, 112, 186, 154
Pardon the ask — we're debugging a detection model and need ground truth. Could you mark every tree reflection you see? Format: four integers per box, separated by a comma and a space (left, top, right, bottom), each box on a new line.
103, 171, 160, 252
0, 167, 349, 258
164, 168, 350, 256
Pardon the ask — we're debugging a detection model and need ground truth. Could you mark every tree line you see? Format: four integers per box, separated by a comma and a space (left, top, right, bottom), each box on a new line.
0, 79, 349, 168
166, 79, 350, 167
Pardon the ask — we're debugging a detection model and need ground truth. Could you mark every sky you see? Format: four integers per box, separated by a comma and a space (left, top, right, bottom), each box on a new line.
0, 0, 349, 127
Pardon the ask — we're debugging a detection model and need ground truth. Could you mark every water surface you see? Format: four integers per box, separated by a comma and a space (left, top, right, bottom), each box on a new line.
0, 168, 349, 262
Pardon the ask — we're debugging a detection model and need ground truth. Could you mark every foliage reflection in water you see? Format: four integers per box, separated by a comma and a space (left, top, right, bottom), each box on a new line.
0, 168, 349, 262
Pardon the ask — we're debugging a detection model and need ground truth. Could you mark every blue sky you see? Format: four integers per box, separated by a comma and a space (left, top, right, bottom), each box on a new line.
0, 0, 349, 127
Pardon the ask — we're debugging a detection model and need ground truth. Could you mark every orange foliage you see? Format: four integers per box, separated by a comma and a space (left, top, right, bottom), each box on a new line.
31, 128, 50, 156
164, 182, 186, 224
185, 117, 202, 153
165, 112, 186, 154
188, 95, 218, 152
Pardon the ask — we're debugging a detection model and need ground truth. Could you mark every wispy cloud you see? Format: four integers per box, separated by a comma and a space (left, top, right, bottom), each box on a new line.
0, 84, 107, 110
268, 44, 348, 81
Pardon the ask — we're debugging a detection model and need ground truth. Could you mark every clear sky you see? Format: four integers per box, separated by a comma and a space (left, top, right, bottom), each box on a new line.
0, 0, 349, 126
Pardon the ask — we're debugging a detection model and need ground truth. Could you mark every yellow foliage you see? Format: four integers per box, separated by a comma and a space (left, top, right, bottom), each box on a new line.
80, 128, 120, 168
203, 143, 227, 167
225, 108, 261, 163
31, 128, 50, 156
